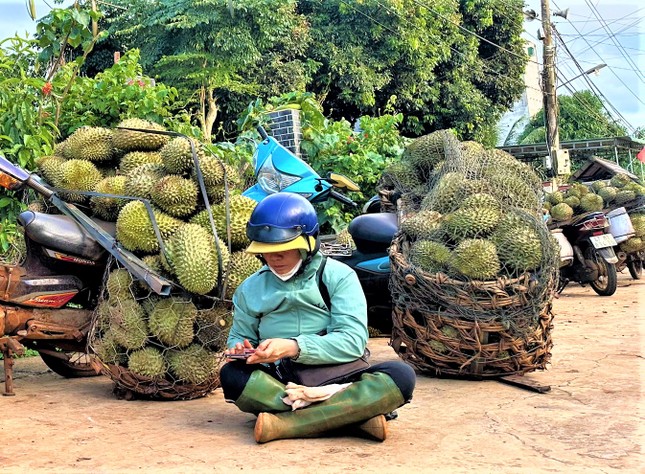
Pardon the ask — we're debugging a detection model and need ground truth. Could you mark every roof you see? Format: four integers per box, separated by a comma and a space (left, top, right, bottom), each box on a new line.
570, 155, 640, 183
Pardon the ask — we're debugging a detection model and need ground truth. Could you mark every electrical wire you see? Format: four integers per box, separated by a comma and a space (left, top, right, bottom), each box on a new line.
583, 0, 645, 83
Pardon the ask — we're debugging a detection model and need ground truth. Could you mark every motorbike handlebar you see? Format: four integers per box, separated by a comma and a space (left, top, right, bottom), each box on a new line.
257, 126, 269, 140
330, 189, 357, 207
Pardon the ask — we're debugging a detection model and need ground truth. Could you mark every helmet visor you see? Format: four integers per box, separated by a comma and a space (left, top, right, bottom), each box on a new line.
246, 222, 307, 244
246, 235, 316, 254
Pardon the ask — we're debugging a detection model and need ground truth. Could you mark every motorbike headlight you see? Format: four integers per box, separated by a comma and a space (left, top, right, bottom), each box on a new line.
257, 158, 301, 194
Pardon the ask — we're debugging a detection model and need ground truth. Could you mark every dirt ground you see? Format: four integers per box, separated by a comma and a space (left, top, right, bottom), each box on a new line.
1, 271, 643, 474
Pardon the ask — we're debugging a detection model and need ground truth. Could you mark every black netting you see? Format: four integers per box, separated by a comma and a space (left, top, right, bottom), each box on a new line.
386, 130, 559, 377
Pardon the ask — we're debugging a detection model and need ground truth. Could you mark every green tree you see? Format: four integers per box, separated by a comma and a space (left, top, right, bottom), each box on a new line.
517, 90, 627, 144
104, 0, 310, 142
97, 0, 526, 145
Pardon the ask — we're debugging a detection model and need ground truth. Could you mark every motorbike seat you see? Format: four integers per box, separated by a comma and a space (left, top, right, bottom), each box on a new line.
18, 211, 116, 261
348, 212, 398, 253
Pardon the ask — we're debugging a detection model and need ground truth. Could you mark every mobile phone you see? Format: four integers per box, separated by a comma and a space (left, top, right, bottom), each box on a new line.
227, 349, 256, 359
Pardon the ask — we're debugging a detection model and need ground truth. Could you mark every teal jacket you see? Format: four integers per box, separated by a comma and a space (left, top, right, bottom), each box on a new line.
227, 252, 368, 365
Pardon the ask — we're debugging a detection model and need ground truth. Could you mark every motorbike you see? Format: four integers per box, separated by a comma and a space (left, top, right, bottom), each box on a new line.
552, 211, 619, 296
0, 154, 170, 395
242, 127, 399, 333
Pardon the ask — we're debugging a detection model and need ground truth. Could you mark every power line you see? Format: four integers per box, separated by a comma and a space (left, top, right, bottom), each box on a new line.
583, 0, 645, 83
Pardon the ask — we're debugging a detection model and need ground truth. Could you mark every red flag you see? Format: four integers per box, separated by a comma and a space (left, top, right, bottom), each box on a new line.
638, 146, 645, 163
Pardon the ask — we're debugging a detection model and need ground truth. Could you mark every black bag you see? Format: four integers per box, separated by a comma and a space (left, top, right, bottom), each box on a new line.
277, 348, 371, 387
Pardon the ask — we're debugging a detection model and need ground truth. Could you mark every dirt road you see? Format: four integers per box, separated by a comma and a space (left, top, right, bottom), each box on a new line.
1, 272, 643, 474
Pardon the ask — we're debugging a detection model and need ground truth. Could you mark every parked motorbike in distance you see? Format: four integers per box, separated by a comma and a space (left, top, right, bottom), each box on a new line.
0, 154, 170, 395
552, 211, 619, 296
242, 126, 398, 333
605, 206, 643, 280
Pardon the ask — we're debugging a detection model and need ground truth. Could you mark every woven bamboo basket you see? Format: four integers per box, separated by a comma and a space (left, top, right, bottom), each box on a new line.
390, 305, 553, 378
390, 235, 545, 313
94, 357, 224, 401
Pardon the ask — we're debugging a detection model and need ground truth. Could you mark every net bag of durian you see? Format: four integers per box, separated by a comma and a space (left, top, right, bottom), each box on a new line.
70, 119, 262, 399
388, 130, 560, 378
88, 262, 235, 400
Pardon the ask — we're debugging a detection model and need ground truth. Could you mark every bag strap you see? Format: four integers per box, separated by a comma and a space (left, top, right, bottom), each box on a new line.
316, 255, 331, 311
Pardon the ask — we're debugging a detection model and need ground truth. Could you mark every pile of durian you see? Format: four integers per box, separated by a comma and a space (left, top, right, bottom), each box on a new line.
92, 267, 233, 384
544, 174, 645, 223
544, 174, 645, 254
385, 130, 555, 282
34, 119, 264, 388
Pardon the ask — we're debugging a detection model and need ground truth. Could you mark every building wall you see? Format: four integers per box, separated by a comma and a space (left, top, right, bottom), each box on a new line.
267, 109, 303, 158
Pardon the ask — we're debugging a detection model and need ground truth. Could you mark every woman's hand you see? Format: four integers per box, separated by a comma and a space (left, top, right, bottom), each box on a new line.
224, 339, 255, 362
247, 338, 298, 364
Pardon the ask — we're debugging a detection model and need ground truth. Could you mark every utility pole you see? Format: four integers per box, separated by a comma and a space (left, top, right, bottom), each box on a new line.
541, 0, 560, 179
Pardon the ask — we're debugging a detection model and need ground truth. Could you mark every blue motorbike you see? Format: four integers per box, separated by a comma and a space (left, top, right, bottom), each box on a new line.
242, 127, 398, 333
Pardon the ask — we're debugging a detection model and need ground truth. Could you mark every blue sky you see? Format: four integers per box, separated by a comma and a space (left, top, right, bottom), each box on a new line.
1, 0, 643, 132
524, 0, 644, 132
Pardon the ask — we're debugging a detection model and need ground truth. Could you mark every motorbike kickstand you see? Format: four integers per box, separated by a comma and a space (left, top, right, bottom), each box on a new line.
0, 337, 25, 396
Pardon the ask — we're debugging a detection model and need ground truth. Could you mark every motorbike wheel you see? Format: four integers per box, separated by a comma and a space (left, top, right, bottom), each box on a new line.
588, 249, 618, 296
38, 350, 99, 378
627, 256, 643, 280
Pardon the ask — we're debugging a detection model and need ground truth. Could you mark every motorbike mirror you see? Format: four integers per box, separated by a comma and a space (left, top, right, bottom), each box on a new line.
327, 173, 360, 192
0, 155, 29, 190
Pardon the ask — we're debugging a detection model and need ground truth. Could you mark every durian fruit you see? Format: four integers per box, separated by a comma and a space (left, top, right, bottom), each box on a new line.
566, 187, 581, 199
461, 193, 499, 210
629, 213, 645, 237
597, 186, 617, 204
571, 182, 590, 196
408, 240, 451, 273
429, 339, 448, 354
106, 268, 134, 299
402, 130, 459, 179
150, 175, 198, 218
448, 239, 501, 280
421, 172, 468, 213
459, 141, 486, 174
167, 344, 218, 385
591, 180, 608, 192
335, 228, 356, 249
92, 330, 126, 365
57, 159, 103, 202
490, 212, 544, 272
620, 237, 643, 253
224, 251, 263, 298
52, 140, 67, 157
116, 200, 184, 253
623, 182, 645, 196
542, 201, 552, 212
194, 306, 233, 349
160, 137, 204, 174
108, 298, 148, 350
614, 189, 636, 205
119, 151, 162, 174
192, 155, 225, 187
64, 126, 114, 162
125, 163, 166, 200
112, 118, 169, 151
190, 195, 257, 250
550, 202, 574, 221
127, 347, 167, 379
380, 160, 422, 191
400, 210, 442, 240
579, 193, 604, 212
610, 173, 632, 188
440, 325, 459, 339
148, 297, 197, 348
441, 206, 501, 240
169, 223, 227, 295
481, 149, 543, 192
36, 155, 66, 186
547, 191, 564, 205
563, 196, 580, 209
91, 176, 128, 221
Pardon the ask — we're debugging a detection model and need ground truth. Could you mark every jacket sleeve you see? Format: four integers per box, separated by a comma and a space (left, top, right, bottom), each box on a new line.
293, 265, 369, 364
226, 281, 261, 349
